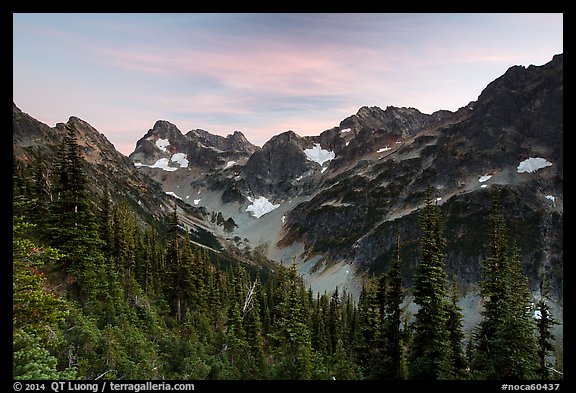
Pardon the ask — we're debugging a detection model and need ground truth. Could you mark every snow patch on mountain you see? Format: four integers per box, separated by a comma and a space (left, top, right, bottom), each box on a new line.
156, 138, 170, 152
134, 152, 189, 171
165, 191, 182, 200
517, 157, 552, 173
304, 143, 336, 166
246, 196, 280, 218
137, 158, 178, 171
224, 161, 236, 169
171, 153, 189, 168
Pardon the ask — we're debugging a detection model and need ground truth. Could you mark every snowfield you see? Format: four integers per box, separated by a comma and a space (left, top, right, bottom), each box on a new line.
517, 157, 552, 173
171, 153, 189, 168
143, 158, 178, 171
134, 152, 189, 171
246, 196, 280, 218
304, 143, 336, 166
156, 138, 170, 152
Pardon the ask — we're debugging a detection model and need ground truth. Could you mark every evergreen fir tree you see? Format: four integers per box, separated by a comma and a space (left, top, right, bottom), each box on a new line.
471, 191, 540, 379
270, 263, 314, 379
494, 245, 539, 379
471, 191, 510, 378
442, 276, 469, 379
355, 277, 380, 378
383, 229, 404, 379
408, 186, 451, 379
311, 292, 329, 356
45, 125, 106, 298
327, 287, 342, 355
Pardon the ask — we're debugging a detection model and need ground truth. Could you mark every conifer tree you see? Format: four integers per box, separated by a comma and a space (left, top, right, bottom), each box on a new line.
408, 186, 451, 379
111, 201, 138, 280
45, 125, 106, 298
165, 203, 185, 322
442, 276, 469, 379
239, 274, 267, 378
471, 191, 509, 378
140, 226, 163, 296
270, 263, 314, 379
355, 277, 380, 378
383, 229, 404, 379
494, 245, 539, 379
311, 292, 329, 356
471, 191, 540, 379
327, 287, 342, 355
343, 291, 358, 352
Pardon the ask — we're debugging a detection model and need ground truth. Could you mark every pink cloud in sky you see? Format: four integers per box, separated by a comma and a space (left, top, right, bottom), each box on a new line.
13, 13, 563, 157
92, 41, 365, 96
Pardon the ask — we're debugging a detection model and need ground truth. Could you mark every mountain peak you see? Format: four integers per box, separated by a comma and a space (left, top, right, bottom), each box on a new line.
148, 120, 183, 138
340, 104, 434, 138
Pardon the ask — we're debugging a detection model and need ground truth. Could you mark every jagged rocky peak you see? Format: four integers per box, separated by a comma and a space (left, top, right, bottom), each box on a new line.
150, 119, 184, 138
339, 105, 442, 139
13, 103, 58, 148
244, 130, 309, 178
263, 130, 303, 146
186, 128, 258, 154
144, 120, 188, 151
458, 53, 563, 170
130, 120, 187, 161
475, 54, 564, 112
226, 131, 259, 154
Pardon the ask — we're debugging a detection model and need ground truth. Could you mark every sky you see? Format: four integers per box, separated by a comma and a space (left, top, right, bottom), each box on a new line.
13, 13, 563, 156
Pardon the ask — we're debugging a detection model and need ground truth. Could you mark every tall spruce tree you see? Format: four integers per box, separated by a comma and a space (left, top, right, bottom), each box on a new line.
495, 245, 539, 379
408, 186, 451, 379
471, 191, 540, 379
383, 229, 404, 379
442, 276, 469, 379
270, 263, 314, 379
355, 277, 380, 378
165, 202, 184, 322
45, 125, 106, 298
471, 191, 509, 378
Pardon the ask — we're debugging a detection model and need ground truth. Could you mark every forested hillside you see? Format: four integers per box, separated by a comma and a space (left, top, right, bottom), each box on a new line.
12, 125, 561, 380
